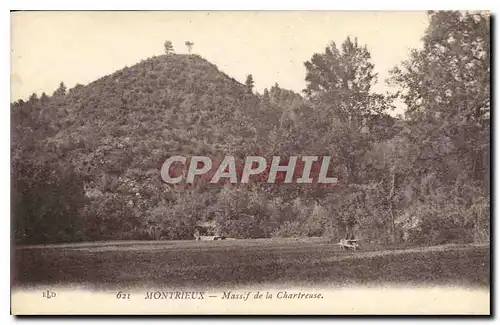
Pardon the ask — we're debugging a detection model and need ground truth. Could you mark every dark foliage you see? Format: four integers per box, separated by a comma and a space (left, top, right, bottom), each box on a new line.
11, 12, 490, 245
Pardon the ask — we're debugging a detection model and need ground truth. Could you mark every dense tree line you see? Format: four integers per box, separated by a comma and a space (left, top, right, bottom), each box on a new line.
12, 11, 489, 245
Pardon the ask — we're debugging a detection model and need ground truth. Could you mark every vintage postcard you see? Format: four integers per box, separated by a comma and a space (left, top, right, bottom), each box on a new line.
10, 11, 490, 315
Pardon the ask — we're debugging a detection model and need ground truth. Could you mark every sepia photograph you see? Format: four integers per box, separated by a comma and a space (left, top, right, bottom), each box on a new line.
10, 10, 490, 315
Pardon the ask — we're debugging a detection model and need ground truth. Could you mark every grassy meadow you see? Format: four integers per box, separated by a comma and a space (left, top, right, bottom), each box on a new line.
13, 238, 489, 290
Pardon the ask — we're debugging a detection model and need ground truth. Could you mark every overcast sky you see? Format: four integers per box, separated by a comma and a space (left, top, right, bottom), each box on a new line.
11, 11, 430, 114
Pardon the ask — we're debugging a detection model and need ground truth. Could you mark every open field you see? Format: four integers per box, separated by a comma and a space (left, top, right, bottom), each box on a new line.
12, 238, 490, 290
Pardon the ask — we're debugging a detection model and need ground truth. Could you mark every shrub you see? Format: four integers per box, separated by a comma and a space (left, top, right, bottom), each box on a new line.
396, 202, 481, 245
272, 221, 303, 238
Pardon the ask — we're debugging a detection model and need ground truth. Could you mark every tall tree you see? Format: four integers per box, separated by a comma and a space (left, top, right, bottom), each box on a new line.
245, 74, 254, 93
303, 37, 392, 183
164, 40, 174, 54
390, 11, 490, 188
304, 37, 386, 125
53, 81, 67, 97
28, 93, 38, 103
185, 41, 194, 54
262, 88, 270, 104
40, 92, 49, 104
301, 37, 396, 240
391, 11, 489, 123
388, 11, 490, 243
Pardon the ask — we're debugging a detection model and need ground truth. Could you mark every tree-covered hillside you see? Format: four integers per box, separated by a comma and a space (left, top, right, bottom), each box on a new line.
12, 11, 490, 245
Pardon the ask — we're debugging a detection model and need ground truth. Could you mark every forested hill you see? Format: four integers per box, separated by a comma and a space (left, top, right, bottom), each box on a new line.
11, 53, 312, 243
31, 54, 268, 174
12, 11, 490, 245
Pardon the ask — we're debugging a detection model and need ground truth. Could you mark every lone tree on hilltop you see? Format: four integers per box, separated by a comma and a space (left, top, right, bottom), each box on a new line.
164, 41, 174, 54
245, 74, 254, 93
185, 41, 194, 54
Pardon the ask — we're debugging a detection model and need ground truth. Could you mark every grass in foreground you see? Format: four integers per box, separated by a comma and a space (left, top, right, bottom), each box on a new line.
13, 239, 489, 290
